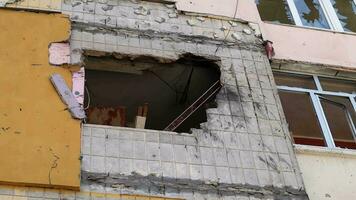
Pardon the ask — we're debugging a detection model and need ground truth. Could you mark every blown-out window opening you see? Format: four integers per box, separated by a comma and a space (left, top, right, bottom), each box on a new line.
83, 53, 221, 133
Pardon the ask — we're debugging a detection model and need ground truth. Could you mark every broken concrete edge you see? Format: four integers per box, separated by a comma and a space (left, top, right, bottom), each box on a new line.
81, 171, 309, 199
81, 50, 178, 66
50, 73, 86, 120
0, 3, 62, 13
271, 59, 356, 79
48, 14, 73, 67
83, 50, 221, 64
0, 0, 20, 7
71, 21, 263, 50
248, 22, 262, 38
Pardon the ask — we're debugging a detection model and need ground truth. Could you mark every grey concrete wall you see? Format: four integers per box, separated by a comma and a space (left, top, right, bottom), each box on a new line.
63, 0, 308, 199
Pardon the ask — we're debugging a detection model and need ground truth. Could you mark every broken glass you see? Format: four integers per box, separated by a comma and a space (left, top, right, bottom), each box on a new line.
293, 0, 330, 29
330, 0, 356, 32
256, 0, 295, 24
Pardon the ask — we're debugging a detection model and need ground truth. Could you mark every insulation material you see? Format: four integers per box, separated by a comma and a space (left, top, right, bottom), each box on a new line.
49, 43, 70, 65
50, 73, 86, 119
72, 67, 85, 105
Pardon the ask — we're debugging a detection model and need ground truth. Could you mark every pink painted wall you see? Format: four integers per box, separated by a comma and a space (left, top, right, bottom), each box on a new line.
175, 0, 259, 22
175, 0, 356, 70
262, 23, 356, 69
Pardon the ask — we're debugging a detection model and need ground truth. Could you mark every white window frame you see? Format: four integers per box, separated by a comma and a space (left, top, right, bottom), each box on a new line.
275, 71, 356, 148
284, 0, 356, 32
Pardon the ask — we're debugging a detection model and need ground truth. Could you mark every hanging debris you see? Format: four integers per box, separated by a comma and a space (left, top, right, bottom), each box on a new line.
50, 74, 86, 120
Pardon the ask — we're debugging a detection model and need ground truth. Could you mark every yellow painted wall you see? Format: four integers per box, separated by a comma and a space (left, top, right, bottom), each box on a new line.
0, 9, 80, 189
295, 145, 356, 200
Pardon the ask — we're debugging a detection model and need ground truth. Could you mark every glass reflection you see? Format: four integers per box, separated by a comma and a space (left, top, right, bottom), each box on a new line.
330, 0, 356, 32
256, 0, 295, 24
293, 0, 330, 29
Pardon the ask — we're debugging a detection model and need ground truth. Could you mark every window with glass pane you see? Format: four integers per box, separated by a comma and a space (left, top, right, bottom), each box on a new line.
330, 0, 356, 32
273, 71, 317, 89
293, 0, 330, 29
275, 71, 356, 149
319, 77, 356, 94
320, 95, 356, 149
256, 0, 295, 24
279, 90, 326, 146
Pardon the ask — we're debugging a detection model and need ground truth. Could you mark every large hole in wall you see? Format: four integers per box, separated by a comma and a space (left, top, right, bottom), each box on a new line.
83, 53, 221, 133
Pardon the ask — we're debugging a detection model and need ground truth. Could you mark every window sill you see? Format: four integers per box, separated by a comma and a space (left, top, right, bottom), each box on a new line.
294, 144, 356, 159
82, 123, 190, 136
262, 21, 356, 37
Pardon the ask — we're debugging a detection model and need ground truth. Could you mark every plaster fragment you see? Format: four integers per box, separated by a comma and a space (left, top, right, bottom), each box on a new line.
231, 33, 242, 41
155, 17, 166, 24
102, 4, 113, 11
196, 17, 205, 22
220, 26, 227, 31
228, 20, 238, 27
248, 22, 262, 37
49, 43, 70, 66
71, 1, 82, 7
168, 12, 178, 18
134, 6, 150, 16
243, 28, 252, 35
187, 19, 198, 26
135, 20, 151, 29
0, 0, 20, 7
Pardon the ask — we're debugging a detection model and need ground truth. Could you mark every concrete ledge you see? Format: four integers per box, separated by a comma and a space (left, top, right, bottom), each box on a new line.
294, 144, 356, 159
83, 123, 191, 136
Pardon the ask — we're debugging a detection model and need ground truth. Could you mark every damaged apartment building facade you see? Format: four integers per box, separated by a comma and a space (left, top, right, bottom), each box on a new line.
0, 0, 356, 200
